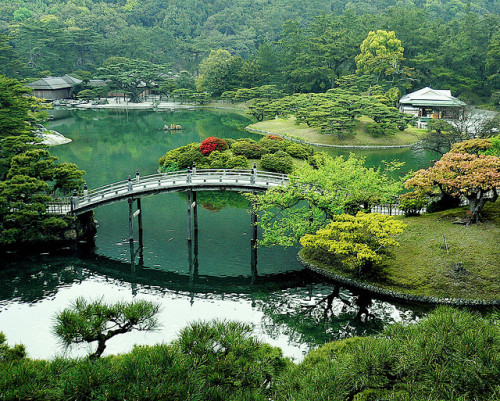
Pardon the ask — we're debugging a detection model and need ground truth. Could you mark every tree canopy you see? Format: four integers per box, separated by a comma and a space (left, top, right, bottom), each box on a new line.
249, 153, 402, 248
54, 298, 161, 359
0, 75, 85, 246
405, 142, 500, 223
99, 57, 169, 102
355, 30, 406, 81
0, 0, 497, 102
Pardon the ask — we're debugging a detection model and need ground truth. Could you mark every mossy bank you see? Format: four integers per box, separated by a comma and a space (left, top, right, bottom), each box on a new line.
300, 201, 500, 304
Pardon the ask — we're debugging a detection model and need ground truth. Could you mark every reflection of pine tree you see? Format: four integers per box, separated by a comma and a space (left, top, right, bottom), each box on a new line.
256, 284, 400, 348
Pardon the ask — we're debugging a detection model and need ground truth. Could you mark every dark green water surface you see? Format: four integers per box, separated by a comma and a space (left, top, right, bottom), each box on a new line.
0, 109, 433, 361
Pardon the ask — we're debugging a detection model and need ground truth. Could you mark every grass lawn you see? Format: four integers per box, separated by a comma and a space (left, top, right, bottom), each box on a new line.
302, 200, 500, 301
247, 116, 427, 147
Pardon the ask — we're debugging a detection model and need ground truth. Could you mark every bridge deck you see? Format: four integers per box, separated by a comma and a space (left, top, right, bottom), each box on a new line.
49, 169, 289, 215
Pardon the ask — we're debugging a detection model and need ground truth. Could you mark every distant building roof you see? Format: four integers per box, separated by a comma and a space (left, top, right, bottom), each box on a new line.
27, 75, 82, 90
399, 87, 466, 107
88, 79, 108, 87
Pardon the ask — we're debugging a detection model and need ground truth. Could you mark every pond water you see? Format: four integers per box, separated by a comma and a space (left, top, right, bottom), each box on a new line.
0, 109, 435, 361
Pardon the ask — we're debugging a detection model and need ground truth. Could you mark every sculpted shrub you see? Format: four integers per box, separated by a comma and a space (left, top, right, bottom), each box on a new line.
231, 140, 266, 158
159, 143, 200, 170
285, 143, 313, 159
177, 146, 205, 168
259, 137, 288, 153
261, 151, 293, 174
300, 212, 406, 274
199, 137, 228, 156
207, 151, 247, 169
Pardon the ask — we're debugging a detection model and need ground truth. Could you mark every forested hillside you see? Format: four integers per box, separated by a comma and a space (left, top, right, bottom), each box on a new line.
0, 0, 498, 102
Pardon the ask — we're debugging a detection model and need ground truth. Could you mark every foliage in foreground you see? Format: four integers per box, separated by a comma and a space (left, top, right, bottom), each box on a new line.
275, 307, 500, 401
1, 320, 288, 401
1, 308, 498, 400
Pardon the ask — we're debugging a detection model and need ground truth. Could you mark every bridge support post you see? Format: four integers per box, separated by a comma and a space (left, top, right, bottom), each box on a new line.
187, 190, 192, 241
128, 198, 134, 245
193, 191, 198, 239
137, 198, 144, 265
192, 191, 199, 278
128, 198, 135, 271
250, 191, 258, 282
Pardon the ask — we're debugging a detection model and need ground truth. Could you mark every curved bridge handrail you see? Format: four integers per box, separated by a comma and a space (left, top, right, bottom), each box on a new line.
51, 169, 289, 215
85, 169, 287, 196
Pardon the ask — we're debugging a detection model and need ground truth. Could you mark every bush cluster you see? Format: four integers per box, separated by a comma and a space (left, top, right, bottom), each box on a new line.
261, 151, 294, 174
0, 321, 288, 401
231, 140, 266, 158
1, 308, 498, 400
158, 136, 314, 174
206, 151, 247, 169
159, 143, 205, 170
276, 307, 500, 401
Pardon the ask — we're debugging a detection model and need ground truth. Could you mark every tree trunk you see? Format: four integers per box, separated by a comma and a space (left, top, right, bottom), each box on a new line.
467, 190, 498, 224
90, 336, 107, 360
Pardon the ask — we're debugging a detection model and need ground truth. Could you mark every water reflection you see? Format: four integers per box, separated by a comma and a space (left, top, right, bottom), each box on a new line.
0, 250, 427, 360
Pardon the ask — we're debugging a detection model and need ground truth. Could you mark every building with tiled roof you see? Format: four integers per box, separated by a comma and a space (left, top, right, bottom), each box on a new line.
26, 75, 82, 100
399, 87, 466, 128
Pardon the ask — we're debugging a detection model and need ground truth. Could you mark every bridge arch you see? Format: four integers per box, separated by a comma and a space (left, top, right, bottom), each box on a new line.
49, 168, 289, 274
50, 168, 289, 215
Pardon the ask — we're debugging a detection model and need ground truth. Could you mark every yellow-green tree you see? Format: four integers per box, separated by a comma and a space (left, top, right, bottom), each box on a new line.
355, 30, 405, 80
196, 49, 243, 96
300, 212, 406, 274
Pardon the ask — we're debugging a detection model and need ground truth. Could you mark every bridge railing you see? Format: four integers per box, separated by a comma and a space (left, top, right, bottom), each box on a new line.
45, 197, 71, 213
56, 169, 290, 212
82, 169, 288, 198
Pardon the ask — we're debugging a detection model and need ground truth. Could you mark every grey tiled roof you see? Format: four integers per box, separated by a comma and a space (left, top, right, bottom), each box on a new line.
27, 75, 82, 90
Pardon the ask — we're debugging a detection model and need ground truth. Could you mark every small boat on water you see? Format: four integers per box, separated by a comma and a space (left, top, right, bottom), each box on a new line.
164, 124, 182, 131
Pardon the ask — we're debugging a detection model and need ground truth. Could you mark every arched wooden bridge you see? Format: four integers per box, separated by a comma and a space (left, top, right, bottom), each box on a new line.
49, 168, 289, 215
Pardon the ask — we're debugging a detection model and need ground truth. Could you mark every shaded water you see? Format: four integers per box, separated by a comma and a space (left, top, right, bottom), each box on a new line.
0, 109, 434, 361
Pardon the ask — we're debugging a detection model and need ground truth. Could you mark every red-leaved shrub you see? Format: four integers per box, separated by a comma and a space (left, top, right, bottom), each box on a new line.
199, 137, 229, 156
265, 135, 284, 141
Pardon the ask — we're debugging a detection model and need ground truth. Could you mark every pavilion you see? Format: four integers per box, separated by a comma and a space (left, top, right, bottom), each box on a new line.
399, 87, 466, 128
26, 75, 82, 100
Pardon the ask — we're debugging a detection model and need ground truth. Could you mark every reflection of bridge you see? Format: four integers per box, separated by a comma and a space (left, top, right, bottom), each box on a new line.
49, 168, 288, 215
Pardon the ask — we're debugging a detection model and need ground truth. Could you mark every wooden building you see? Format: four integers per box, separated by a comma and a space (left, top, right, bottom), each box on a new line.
27, 75, 82, 100
399, 87, 466, 128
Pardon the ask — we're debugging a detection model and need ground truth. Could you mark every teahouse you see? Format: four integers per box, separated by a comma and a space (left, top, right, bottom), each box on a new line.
399, 87, 465, 128
27, 75, 82, 100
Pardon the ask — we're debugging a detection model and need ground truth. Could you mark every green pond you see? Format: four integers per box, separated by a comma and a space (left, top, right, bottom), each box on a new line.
0, 109, 435, 361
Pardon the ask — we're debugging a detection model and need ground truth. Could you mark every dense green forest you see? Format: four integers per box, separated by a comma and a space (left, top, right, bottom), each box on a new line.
0, 0, 498, 102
